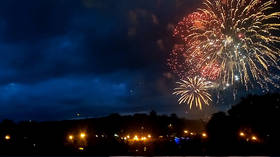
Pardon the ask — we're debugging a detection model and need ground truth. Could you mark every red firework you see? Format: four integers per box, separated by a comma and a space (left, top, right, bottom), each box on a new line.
168, 44, 195, 79
169, 11, 220, 80
173, 11, 212, 45
201, 62, 221, 80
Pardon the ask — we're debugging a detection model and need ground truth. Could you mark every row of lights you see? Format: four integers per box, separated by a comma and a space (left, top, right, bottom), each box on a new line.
68, 132, 86, 141
239, 131, 259, 142
68, 132, 109, 141
66, 130, 259, 152
184, 130, 208, 138
69, 130, 259, 143
184, 129, 259, 142
3, 130, 260, 142
118, 134, 152, 142
131, 134, 152, 142
68, 133, 87, 151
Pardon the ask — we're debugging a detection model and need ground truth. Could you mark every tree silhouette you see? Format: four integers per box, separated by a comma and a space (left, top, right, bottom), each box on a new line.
206, 93, 280, 155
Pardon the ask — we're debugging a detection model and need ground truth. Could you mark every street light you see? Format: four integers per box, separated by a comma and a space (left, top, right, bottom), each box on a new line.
168, 124, 172, 128
5, 135, 10, 140
80, 133, 86, 139
239, 132, 245, 137
68, 135, 74, 140
251, 135, 258, 141
202, 132, 207, 138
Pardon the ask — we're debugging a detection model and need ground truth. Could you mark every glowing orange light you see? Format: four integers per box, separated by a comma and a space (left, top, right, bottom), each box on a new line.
133, 135, 139, 141
239, 132, 245, 137
80, 133, 86, 139
202, 132, 207, 138
251, 136, 258, 141
5, 135, 10, 140
68, 135, 74, 140
141, 137, 147, 141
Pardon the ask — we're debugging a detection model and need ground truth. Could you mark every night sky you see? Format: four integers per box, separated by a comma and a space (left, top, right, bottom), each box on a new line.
0, 0, 274, 121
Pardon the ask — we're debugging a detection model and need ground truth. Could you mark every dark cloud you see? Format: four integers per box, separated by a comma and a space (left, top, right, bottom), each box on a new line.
0, 0, 81, 42
0, 0, 216, 121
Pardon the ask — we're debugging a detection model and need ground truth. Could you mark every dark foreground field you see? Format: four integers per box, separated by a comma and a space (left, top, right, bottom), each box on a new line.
0, 94, 280, 155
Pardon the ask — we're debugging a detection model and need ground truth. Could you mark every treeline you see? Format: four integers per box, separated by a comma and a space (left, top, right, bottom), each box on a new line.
206, 93, 280, 155
0, 111, 204, 155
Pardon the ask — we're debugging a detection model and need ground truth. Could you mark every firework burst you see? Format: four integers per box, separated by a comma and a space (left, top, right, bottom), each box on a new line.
169, 0, 280, 109
178, 0, 280, 88
173, 77, 213, 110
